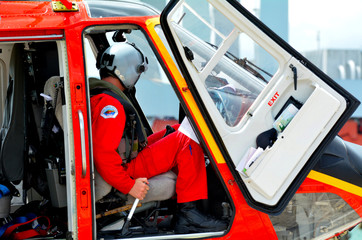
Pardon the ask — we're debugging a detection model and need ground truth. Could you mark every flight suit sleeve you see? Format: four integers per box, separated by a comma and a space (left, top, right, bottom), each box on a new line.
91, 94, 135, 194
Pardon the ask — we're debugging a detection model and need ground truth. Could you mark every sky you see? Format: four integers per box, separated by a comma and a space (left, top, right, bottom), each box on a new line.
289, 0, 362, 52
242, 0, 362, 52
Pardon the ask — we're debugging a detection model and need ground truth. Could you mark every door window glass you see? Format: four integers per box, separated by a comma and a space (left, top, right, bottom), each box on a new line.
167, 0, 279, 126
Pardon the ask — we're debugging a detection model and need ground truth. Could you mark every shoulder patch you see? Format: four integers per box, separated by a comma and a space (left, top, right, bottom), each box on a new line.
100, 105, 118, 119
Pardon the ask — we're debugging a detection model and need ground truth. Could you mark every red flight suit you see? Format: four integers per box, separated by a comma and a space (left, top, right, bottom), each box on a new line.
91, 93, 208, 203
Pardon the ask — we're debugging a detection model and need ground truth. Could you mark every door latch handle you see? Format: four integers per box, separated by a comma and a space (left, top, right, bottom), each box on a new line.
289, 64, 298, 90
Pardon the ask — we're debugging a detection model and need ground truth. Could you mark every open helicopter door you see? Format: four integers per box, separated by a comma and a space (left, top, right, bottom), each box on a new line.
160, 0, 359, 214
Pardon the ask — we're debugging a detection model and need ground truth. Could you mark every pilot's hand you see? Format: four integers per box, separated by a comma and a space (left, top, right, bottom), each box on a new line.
129, 178, 149, 200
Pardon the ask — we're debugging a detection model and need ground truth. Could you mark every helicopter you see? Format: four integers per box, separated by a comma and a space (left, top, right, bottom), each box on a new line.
0, 0, 361, 239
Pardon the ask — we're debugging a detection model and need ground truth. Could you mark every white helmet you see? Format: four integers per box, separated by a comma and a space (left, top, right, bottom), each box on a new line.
99, 42, 148, 89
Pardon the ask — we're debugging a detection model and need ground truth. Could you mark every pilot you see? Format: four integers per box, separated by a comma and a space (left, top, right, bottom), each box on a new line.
90, 42, 227, 233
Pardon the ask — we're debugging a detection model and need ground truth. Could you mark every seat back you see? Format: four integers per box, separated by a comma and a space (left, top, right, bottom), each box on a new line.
43, 76, 63, 129
0, 44, 26, 182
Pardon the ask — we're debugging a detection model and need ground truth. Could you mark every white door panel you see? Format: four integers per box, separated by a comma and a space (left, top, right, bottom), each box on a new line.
161, 0, 359, 213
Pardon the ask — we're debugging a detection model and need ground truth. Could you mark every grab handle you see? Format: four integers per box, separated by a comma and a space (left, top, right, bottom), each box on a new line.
78, 110, 87, 178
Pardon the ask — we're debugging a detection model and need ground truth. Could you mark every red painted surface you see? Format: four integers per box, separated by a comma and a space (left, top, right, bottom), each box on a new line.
339, 119, 362, 145
0, 1, 360, 239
